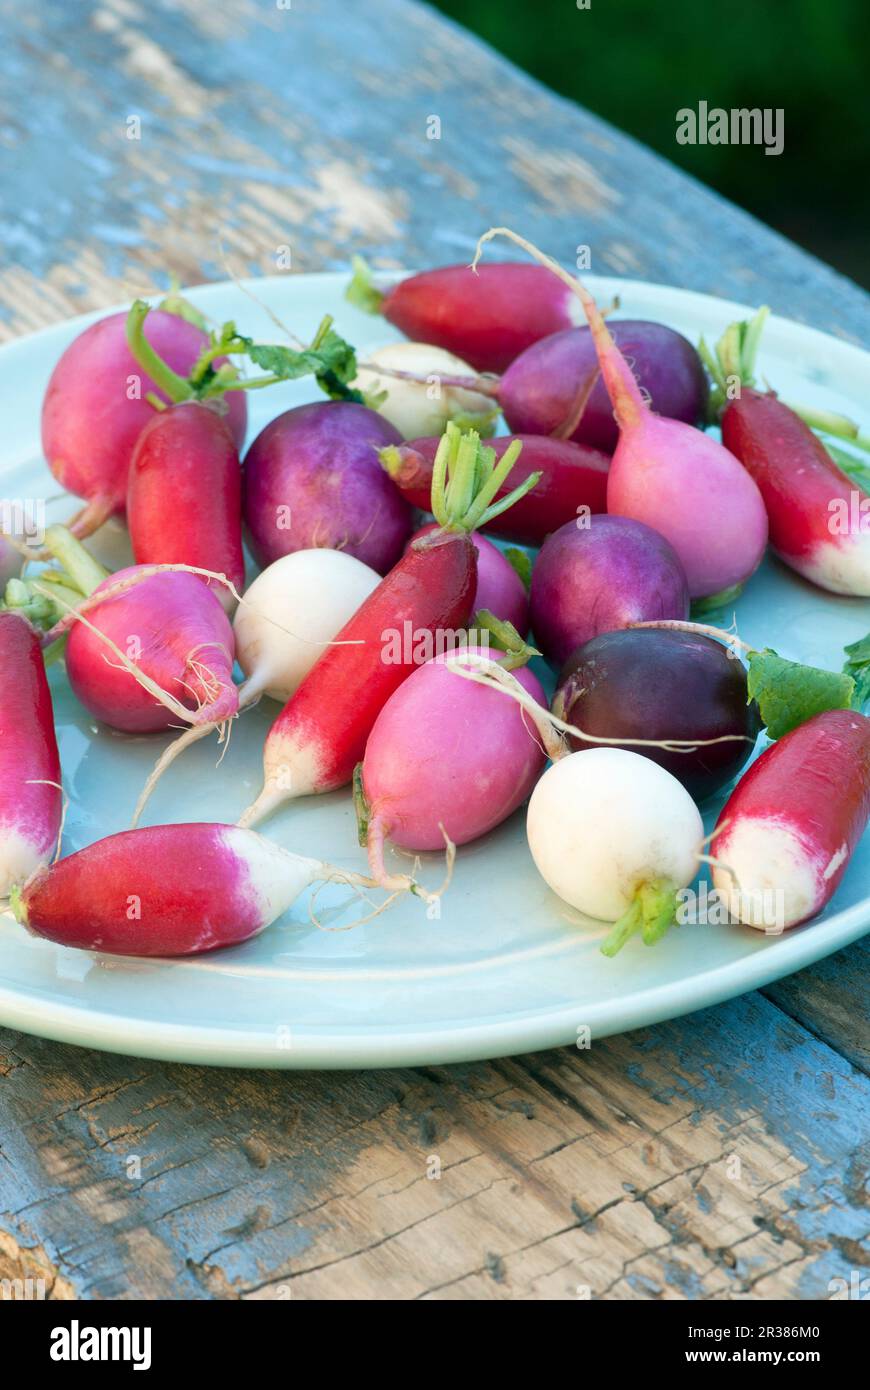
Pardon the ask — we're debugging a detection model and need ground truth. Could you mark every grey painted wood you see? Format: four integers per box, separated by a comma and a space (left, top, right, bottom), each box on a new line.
1, 0, 868, 1300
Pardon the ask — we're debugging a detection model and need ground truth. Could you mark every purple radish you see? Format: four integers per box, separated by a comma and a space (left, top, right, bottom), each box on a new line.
358, 647, 547, 891
501, 321, 708, 452
409, 523, 529, 633
10, 823, 377, 957
473, 229, 769, 599
243, 401, 413, 575
41, 309, 247, 538
530, 515, 689, 668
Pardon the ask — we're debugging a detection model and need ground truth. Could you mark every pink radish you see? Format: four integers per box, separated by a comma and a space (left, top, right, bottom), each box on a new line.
238, 424, 539, 828
472, 229, 769, 599
10, 823, 376, 957
347, 258, 581, 373
357, 647, 546, 891
0, 612, 62, 897
711, 709, 870, 930
409, 523, 529, 633
41, 308, 247, 538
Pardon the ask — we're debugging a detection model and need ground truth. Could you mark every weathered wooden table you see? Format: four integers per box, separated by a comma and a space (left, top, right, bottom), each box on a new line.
2, 0, 869, 1301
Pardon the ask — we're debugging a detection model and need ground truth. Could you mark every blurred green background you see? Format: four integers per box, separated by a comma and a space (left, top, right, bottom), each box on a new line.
433, 0, 868, 288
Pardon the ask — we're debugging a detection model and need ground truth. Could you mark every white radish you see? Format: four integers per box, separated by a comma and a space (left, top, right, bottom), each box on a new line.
234, 549, 380, 704
354, 342, 496, 440
526, 748, 703, 955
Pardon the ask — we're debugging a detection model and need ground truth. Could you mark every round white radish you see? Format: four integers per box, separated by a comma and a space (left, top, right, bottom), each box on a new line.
234, 548, 380, 703
526, 748, 703, 933
353, 342, 495, 440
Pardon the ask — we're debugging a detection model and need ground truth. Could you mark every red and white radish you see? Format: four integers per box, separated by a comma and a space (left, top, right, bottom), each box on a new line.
41, 308, 247, 538
0, 612, 63, 897
347, 258, 581, 373
233, 548, 381, 705
530, 515, 689, 668
243, 401, 412, 575
238, 425, 540, 827
408, 523, 529, 633
472, 229, 768, 599
526, 748, 704, 954
10, 823, 377, 957
381, 433, 609, 546
358, 647, 546, 890
353, 342, 495, 439
711, 709, 870, 930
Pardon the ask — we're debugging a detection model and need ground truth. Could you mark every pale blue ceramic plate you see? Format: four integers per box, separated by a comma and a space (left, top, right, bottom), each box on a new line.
1, 272, 868, 1068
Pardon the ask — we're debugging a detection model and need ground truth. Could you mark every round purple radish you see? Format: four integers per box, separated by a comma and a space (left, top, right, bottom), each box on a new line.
65, 567, 238, 734
530, 515, 689, 668
501, 321, 708, 453
243, 401, 413, 574
360, 647, 547, 888
409, 523, 529, 633
554, 627, 761, 800
41, 310, 247, 537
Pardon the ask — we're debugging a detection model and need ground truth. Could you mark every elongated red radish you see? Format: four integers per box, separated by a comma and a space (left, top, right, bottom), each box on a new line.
347, 258, 581, 373
711, 710, 870, 930
723, 388, 870, 596
353, 342, 496, 439
472, 229, 768, 599
238, 424, 540, 827
234, 548, 381, 705
128, 402, 244, 610
381, 434, 609, 546
0, 612, 62, 896
10, 823, 376, 957
41, 308, 247, 538
358, 646, 546, 892
408, 523, 528, 633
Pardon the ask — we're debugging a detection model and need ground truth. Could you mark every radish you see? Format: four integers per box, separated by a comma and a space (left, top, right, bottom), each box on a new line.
408, 523, 529, 633
526, 748, 704, 955
347, 257, 581, 373
233, 548, 381, 704
125, 303, 244, 608
711, 709, 870, 930
0, 612, 62, 897
381, 434, 609, 546
530, 515, 689, 668
554, 627, 760, 799
357, 646, 546, 891
9, 823, 378, 957
238, 424, 540, 827
243, 401, 412, 575
472, 229, 769, 599
41, 307, 247, 538
498, 321, 708, 453
353, 342, 496, 440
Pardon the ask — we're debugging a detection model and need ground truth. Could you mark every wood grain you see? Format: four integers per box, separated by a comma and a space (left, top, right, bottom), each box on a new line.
1, 0, 869, 1301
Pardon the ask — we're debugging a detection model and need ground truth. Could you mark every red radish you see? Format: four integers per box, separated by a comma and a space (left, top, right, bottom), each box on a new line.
723, 388, 870, 596
10, 823, 377, 957
0, 612, 62, 897
238, 424, 540, 827
472, 229, 769, 599
358, 646, 546, 890
711, 709, 870, 930
408, 523, 529, 633
128, 402, 244, 611
347, 258, 582, 373
41, 308, 247, 538
243, 401, 412, 575
381, 434, 609, 546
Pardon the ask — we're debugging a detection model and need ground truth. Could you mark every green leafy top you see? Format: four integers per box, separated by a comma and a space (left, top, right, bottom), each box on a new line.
428, 423, 541, 534
345, 255, 386, 315
747, 648, 855, 741
843, 634, 870, 709
126, 301, 366, 409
